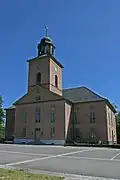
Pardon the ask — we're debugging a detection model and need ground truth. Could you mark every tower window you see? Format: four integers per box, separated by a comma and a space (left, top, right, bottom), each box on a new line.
36, 72, 41, 84
55, 75, 58, 88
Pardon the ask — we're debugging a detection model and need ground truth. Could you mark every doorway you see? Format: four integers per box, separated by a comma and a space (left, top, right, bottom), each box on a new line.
35, 128, 40, 140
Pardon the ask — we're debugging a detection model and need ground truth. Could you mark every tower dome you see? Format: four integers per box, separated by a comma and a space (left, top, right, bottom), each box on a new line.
37, 26, 55, 56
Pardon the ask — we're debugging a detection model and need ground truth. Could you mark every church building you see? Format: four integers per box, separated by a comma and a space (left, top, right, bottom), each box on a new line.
5, 28, 117, 145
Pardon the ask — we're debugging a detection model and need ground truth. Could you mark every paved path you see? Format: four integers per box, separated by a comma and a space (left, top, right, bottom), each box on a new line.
0, 144, 120, 179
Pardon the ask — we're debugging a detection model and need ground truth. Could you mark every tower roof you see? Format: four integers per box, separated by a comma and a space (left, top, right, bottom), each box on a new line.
37, 26, 55, 56
40, 36, 55, 48
42, 36, 52, 42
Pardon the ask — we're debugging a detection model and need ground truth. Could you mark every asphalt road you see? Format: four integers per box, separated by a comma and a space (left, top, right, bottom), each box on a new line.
0, 144, 120, 180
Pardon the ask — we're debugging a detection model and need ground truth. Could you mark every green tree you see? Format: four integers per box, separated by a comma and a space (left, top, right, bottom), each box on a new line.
0, 95, 5, 138
116, 112, 120, 142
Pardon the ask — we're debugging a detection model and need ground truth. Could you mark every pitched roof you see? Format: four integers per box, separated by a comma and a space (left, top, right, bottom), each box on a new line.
62, 86, 116, 113
13, 85, 64, 106
62, 86, 105, 103
4, 105, 15, 110
5, 86, 116, 113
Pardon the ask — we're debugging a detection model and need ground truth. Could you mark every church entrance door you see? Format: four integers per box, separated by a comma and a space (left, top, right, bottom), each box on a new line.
35, 128, 40, 140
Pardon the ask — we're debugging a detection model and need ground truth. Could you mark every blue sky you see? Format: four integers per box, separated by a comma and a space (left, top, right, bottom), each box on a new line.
0, 0, 120, 109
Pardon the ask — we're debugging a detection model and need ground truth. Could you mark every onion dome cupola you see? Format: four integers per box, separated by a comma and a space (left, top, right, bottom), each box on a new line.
37, 26, 55, 56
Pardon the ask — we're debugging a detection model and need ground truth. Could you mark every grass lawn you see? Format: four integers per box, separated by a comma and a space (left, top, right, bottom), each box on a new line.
0, 168, 64, 180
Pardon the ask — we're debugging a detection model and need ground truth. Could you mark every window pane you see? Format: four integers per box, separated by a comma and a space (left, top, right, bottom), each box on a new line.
22, 112, 27, 122
55, 75, 58, 87
90, 112, 93, 118
93, 112, 95, 119
36, 96, 41, 101
51, 127, 55, 137
36, 73, 41, 84
51, 111, 55, 123
53, 127, 55, 134
90, 118, 93, 123
36, 108, 40, 122
90, 112, 95, 123
36, 114, 40, 122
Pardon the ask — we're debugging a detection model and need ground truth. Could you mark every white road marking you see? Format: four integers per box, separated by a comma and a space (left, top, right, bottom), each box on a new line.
5, 149, 94, 166
64, 177, 119, 180
111, 152, 120, 160
0, 150, 51, 157
61, 155, 120, 162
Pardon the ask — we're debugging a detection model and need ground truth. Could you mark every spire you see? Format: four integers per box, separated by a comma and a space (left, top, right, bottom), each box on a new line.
45, 25, 48, 37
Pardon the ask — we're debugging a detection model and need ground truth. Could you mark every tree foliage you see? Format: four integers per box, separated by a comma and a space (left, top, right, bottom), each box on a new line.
0, 95, 5, 138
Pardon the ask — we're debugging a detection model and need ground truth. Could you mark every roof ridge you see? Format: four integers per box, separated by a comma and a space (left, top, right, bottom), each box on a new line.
83, 86, 105, 100
63, 86, 105, 100
63, 86, 86, 91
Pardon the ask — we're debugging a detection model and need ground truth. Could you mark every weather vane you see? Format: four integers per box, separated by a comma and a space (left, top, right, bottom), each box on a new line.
45, 25, 48, 37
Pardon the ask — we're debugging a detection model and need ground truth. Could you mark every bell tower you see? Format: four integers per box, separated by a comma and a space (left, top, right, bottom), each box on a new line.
27, 26, 63, 96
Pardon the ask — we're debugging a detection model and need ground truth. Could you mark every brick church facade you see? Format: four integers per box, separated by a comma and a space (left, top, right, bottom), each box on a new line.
5, 30, 117, 145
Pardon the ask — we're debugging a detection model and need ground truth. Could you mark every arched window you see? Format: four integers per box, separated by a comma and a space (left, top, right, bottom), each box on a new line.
36, 72, 41, 84
55, 75, 58, 87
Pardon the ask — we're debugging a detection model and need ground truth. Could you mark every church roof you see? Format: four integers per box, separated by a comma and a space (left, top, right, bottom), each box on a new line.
62, 86, 104, 103
4, 105, 15, 110
62, 86, 116, 113
5, 87, 116, 113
